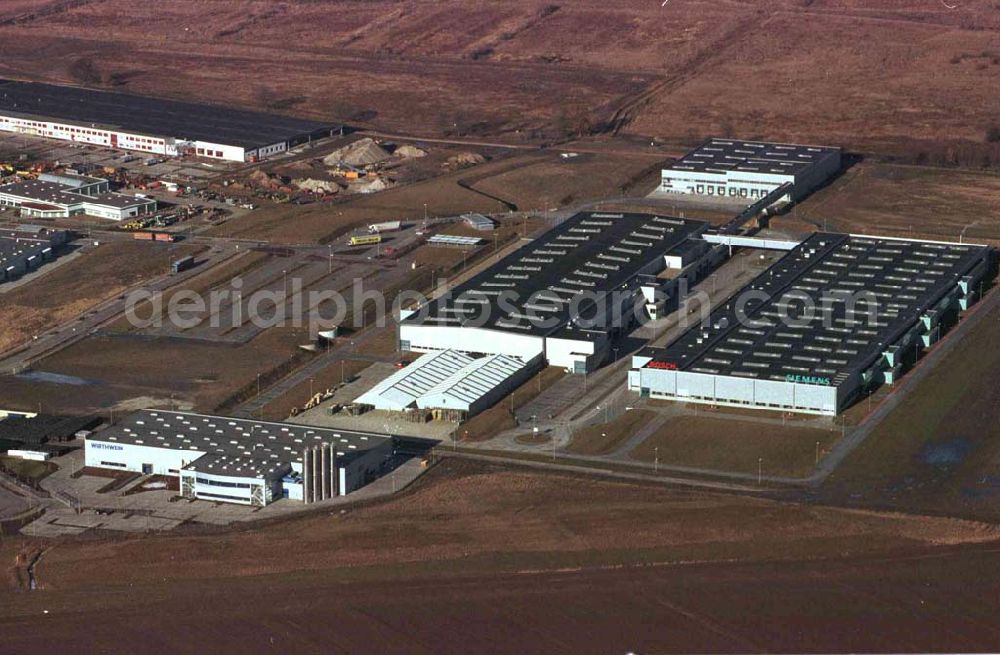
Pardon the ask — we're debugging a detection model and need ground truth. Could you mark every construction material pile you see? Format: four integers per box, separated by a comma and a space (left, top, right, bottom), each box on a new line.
322, 138, 391, 167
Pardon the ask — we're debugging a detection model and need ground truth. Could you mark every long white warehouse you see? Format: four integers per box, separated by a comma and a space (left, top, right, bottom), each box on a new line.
0, 79, 341, 163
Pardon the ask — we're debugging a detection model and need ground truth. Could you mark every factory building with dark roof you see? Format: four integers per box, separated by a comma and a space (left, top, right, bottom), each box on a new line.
399, 211, 714, 373
658, 138, 842, 205
629, 233, 994, 415
84, 410, 394, 506
0, 79, 341, 162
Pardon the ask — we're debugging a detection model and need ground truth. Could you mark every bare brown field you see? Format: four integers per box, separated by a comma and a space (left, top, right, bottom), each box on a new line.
630, 415, 842, 478
12, 459, 1000, 590
205, 164, 504, 244
470, 152, 662, 210
3, 460, 1000, 652
0, 328, 311, 414
822, 298, 1000, 520
565, 409, 657, 456
0, 1, 649, 138
0, 241, 199, 354
791, 162, 1000, 244
0, 0, 992, 161
624, 3, 1000, 158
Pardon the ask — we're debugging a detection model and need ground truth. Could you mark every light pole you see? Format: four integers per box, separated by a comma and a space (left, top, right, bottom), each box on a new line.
757, 457, 762, 486
654, 446, 659, 473
815, 440, 820, 465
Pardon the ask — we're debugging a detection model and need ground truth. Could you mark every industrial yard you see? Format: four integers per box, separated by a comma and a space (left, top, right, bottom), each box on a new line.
0, 1, 998, 653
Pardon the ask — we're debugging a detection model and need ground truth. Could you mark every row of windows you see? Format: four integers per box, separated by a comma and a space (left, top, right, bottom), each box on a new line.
645, 389, 827, 411
4, 119, 165, 144
692, 184, 774, 199
195, 490, 252, 502
192, 475, 252, 489
100, 460, 127, 468
196, 148, 224, 157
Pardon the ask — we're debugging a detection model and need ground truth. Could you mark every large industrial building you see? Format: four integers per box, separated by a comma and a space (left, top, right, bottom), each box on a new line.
658, 138, 842, 205
0, 225, 67, 282
629, 233, 994, 415
84, 410, 395, 506
355, 349, 540, 419
0, 172, 155, 220
398, 211, 713, 373
0, 79, 341, 162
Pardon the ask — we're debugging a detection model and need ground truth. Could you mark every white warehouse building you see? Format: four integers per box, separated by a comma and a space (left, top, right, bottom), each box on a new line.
85, 410, 395, 506
0, 172, 155, 220
355, 349, 540, 418
658, 138, 842, 205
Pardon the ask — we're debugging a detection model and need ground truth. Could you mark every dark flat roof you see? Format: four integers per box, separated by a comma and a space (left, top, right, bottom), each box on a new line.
0, 79, 339, 150
404, 211, 710, 337
669, 138, 841, 176
0, 179, 151, 209
93, 410, 392, 479
0, 414, 99, 446
0, 233, 51, 264
645, 233, 991, 385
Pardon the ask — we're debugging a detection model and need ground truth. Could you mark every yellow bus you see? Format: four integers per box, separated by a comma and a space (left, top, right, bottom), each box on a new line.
349, 234, 382, 247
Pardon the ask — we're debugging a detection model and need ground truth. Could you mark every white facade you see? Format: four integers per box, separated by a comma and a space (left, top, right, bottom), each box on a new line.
179, 468, 277, 506
659, 139, 842, 204
0, 112, 257, 162
398, 323, 610, 374
84, 423, 395, 507
660, 169, 795, 204
399, 324, 545, 360
0, 176, 156, 221
544, 333, 608, 373
0, 113, 172, 156
85, 439, 200, 474
630, 367, 840, 415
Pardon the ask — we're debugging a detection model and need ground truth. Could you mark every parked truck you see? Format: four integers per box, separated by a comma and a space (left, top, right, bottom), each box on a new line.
367, 220, 402, 234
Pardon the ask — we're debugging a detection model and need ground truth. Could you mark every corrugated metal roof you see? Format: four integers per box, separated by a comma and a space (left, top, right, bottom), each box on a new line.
417, 353, 528, 410
355, 350, 475, 410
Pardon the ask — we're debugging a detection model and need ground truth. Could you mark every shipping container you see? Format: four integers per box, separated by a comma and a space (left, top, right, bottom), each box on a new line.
368, 220, 402, 233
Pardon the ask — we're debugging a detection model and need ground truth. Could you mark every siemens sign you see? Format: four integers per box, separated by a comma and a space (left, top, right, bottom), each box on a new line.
784, 374, 832, 386
89, 442, 124, 451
